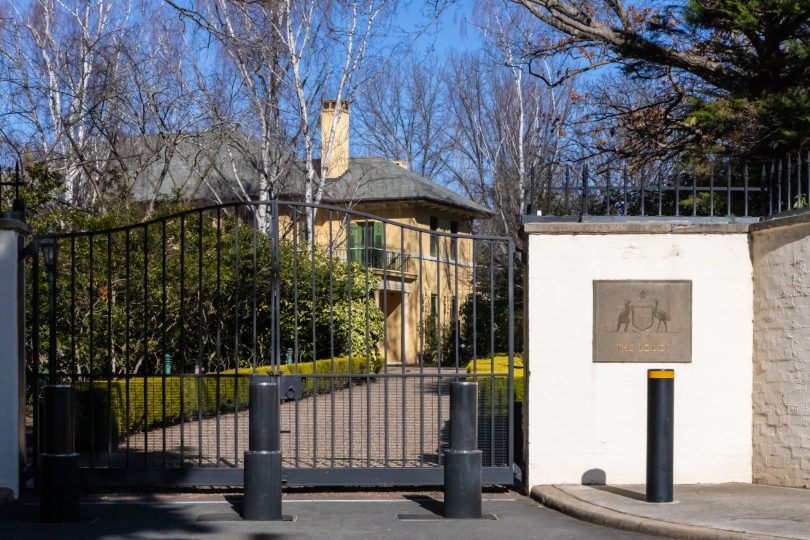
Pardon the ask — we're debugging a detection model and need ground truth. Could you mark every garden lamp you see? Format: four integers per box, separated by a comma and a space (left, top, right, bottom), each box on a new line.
39, 232, 59, 382
39, 233, 59, 270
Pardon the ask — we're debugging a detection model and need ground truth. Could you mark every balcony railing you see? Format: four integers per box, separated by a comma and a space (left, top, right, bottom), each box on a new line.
336, 247, 412, 274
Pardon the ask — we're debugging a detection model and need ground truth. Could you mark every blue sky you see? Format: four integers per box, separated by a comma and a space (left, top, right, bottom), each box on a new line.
391, 1, 484, 56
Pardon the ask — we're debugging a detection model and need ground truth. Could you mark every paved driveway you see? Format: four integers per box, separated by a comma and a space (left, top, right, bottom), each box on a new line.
0, 492, 663, 540
90, 368, 509, 471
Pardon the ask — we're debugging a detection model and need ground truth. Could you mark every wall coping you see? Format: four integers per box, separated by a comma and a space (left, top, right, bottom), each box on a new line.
750, 208, 810, 234
523, 218, 752, 235
0, 219, 32, 235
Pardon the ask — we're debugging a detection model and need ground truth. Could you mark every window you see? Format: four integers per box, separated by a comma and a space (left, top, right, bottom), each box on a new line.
349, 221, 384, 267
429, 216, 438, 257
450, 221, 458, 260
297, 214, 309, 243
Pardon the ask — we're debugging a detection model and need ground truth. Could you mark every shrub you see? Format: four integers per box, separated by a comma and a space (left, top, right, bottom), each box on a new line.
464, 354, 523, 467
74, 356, 380, 449
38, 206, 385, 379
465, 354, 524, 405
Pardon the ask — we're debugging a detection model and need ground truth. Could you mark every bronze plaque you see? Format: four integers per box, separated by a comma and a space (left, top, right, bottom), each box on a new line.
593, 280, 692, 363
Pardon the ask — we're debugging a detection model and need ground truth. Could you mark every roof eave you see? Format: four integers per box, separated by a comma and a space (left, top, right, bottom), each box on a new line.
318, 195, 492, 219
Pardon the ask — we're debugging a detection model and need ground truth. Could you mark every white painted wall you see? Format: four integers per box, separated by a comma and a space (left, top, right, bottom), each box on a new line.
525, 229, 753, 487
0, 227, 24, 498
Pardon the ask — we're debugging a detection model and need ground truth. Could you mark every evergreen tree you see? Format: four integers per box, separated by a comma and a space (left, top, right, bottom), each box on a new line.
516, 0, 810, 156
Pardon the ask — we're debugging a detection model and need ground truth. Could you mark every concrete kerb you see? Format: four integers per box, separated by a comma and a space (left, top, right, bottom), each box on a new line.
530, 486, 793, 540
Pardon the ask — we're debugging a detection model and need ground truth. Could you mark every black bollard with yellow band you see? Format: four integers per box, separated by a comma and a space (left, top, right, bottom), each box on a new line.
647, 369, 674, 503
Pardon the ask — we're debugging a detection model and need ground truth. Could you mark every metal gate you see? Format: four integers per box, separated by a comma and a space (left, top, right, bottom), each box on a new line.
26, 201, 518, 487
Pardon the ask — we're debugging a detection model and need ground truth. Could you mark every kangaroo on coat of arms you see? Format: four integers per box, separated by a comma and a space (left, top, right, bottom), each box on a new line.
615, 290, 671, 333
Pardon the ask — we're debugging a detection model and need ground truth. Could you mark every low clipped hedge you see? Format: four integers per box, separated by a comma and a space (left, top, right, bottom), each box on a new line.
465, 354, 524, 405
75, 356, 379, 450
465, 354, 524, 467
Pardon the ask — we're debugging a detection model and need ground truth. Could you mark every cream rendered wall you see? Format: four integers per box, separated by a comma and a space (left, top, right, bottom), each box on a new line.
310, 203, 476, 364
525, 225, 753, 487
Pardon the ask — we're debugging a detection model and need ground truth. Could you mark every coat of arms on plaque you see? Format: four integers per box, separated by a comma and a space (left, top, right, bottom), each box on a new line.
615, 289, 673, 334
593, 280, 691, 363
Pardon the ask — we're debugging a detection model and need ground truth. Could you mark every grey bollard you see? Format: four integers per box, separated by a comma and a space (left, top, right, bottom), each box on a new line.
40, 385, 81, 523
444, 381, 482, 519
243, 378, 283, 521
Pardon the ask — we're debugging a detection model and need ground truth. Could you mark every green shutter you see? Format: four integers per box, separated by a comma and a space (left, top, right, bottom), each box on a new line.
372, 221, 384, 248
349, 222, 363, 264
372, 221, 384, 267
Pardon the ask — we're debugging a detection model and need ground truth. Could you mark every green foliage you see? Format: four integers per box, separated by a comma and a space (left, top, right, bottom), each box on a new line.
33, 203, 384, 378
75, 356, 379, 448
423, 257, 522, 367
678, 191, 731, 216
681, 0, 810, 153
278, 241, 385, 362
458, 262, 522, 363
422, 309, 443, 365
465, 355, 525, 405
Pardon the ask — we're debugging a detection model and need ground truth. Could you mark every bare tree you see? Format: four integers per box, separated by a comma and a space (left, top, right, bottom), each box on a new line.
354, 53, 449, 179
164, 0, 394, 234
512, 0, 729, 86
280, 0, 393, 237
442, 4, 577, 252
0, 0, 130, 209
0, 0, 205, 213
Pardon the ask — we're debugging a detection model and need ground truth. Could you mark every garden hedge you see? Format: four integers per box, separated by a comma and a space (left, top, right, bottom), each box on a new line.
465, 354, 524, 406
465, 354, 524, 467
75, 356, 379, 450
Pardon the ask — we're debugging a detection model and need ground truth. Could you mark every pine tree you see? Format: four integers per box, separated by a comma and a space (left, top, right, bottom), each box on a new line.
516, 0, 810, 156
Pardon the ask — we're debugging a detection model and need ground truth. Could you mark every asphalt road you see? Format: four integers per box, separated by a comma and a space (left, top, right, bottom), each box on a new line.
0, 494, 664, 540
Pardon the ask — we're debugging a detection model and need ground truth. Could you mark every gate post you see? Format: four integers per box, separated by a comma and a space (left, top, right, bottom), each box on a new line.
444, 381, 482, 519
243, 378, 283, 520
0, 220, 31, 500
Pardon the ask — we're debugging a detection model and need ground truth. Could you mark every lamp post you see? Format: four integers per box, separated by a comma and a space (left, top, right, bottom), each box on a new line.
37, 231, 80, 523
39, 233, 58, 383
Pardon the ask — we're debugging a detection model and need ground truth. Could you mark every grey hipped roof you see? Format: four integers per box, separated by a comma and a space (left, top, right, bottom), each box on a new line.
126, 133, 491, 218
284, 157, 491, 217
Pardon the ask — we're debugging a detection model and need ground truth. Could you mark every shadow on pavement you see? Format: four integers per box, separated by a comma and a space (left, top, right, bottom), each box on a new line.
589, 485, 648, 502
0, 497, 213, 540
403, 494, 443, 516
226, 494, 244, 515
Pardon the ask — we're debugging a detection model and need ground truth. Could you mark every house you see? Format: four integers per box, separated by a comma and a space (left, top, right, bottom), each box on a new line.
300, 101, 491, 364
130, 101, 491, 365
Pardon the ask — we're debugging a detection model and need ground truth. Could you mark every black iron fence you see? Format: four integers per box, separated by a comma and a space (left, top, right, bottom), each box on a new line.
0, 162, 26, 220
529, 151, 810, 218
26, 200, 518, 487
